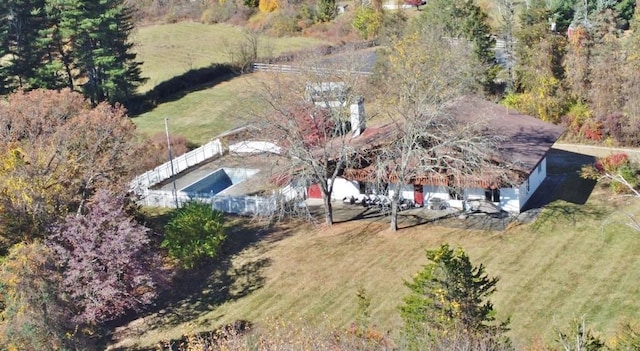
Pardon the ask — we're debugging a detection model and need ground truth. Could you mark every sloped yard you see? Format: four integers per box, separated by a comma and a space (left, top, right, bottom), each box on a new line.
108, 146, 640, 350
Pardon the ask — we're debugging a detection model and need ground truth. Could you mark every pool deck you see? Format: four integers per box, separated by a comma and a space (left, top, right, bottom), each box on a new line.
153, 152, 285, 196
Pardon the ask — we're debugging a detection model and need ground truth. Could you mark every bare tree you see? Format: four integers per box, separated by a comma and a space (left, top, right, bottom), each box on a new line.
373, 27, 501, 231
250, 50, 371, 225
496, 0, 519, 92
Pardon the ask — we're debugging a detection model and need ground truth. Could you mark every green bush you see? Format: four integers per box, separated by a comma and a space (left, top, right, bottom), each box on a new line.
316, 0, 336, 22
268, 11, 301, 36
162, 202, 226, 268
352, 6, 383, 40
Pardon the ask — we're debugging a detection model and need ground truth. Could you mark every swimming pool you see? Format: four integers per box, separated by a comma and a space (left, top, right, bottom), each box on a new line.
180, 168, 259, 195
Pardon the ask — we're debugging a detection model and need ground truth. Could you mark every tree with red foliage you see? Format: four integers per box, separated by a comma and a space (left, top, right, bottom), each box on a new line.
0, 89, 142, 244
582, 153, 640, 197
47, 189, 167, 325
405, 0, 426, 10
255, 52, 370, 225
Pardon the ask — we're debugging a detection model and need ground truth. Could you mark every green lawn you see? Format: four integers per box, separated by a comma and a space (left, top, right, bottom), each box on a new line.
133, 22, 329, 93
131, 23, 329, 144
131, 75, 261, 144
111, 190, 640, 350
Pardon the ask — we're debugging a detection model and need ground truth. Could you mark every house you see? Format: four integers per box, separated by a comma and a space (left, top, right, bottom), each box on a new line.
306, 95, 565, 214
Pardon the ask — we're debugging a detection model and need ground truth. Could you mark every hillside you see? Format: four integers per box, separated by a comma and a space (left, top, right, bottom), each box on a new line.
110, 183, 640, 350
118, 4, 640, 350
130, 23, 331, 143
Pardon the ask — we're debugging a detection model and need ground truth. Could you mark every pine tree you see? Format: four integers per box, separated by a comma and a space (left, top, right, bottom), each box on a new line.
0, 0, 145, 105
414, 0, 498, 93
67, 0, 145, 104
400, 244, 509, 350
0, 0, 49, 92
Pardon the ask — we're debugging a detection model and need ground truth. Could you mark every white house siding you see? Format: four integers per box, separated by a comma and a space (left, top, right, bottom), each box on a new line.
330, 178, 361, 199
388, 184, 415, 201
517, 156, 548, 210
499, 188, 520, 213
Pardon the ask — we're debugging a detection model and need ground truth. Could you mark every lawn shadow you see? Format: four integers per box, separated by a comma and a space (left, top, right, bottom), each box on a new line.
126, 64, 239, 116
103, 216, 292, 349
531, 201, 607, 232
522, 149, 597, 211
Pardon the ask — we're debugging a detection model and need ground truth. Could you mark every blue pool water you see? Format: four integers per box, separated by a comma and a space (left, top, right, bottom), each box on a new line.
180, 168, 258, 195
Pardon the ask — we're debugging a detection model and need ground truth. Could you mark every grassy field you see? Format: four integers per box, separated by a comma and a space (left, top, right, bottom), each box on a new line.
133, 22, 329, 93
131, 75, 261, 144
110, 188, 640, 350
131, 23, 329, 143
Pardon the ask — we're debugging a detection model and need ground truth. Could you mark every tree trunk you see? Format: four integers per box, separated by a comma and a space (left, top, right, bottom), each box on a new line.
323, 196, 333, 225
390, 191, 400, 231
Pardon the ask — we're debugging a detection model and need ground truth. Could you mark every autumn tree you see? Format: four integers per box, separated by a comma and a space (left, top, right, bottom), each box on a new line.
374, 27, 497, 231
0, 89, 141, 246
253, 51, 370, 225
581, 153, 640, 196
509, 0, 569, 123
0, 242, 76, 351
623, 4, 640, 122
400, 244, 509, 350
587, 9, 627, 119
496, 0, 518, 92
47, 189, 166, 325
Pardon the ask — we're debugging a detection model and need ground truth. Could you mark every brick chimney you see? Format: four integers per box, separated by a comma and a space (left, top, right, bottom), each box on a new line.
350, 97, 365, 137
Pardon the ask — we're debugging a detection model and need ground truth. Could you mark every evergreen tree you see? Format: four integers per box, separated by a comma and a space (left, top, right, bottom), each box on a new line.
414, 0, 498, 94
0, 0, 49, 92
0, 0, 145, 105
65, 0, 145, 104
400, 244, 509, 350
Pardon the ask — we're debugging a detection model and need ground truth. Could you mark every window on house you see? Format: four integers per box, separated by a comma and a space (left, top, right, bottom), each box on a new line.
538, 164, 542, 174
448, 186, 463, 200
485, 188, 500, 202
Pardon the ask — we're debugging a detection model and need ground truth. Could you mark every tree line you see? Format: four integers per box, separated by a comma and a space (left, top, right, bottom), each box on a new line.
0, 89, 228, 349
0, 0, 144, 105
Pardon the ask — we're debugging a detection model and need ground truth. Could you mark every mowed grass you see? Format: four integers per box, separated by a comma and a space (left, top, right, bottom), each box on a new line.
131, 75, 261, 144
112, 190, 640, 350
133, 22, 330, 93
131, 23, 329, 143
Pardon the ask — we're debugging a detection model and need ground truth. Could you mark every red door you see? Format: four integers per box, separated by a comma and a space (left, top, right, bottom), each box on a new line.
413, 185, 424, 206
308, 183, 322, 199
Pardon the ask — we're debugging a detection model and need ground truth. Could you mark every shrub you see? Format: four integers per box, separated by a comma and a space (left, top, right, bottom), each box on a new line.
594, 113, 640, 147
201, 0, 239, 23
259, 0, 278, 12
137, 132, 190, 173
562, 101, 593, 134
317, 0, 336, 22
268, 11, 301, 36
581, 153, 640, 194
352, 6, 383, 40
162, 201, 227, 268
582, 120, 603, 141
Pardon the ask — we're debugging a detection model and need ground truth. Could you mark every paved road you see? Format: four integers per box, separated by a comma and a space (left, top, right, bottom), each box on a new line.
554, 143, 640, 162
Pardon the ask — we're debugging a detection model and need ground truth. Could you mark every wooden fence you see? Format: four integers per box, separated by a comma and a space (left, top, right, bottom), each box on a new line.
251, 63, 372, 77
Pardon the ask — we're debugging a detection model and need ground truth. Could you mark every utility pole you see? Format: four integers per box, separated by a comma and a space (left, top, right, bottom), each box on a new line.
165, 117, 179, 208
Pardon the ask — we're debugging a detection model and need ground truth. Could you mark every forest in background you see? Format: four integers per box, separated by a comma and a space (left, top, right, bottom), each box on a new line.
2, 0, 640, 350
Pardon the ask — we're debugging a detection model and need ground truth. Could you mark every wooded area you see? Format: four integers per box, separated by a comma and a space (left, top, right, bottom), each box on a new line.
1, 0, 640, 349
